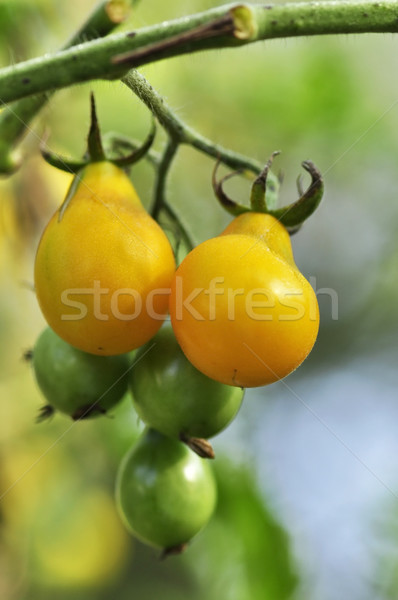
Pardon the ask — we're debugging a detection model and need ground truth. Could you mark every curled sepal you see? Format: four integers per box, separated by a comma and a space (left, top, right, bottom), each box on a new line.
40, 138, 88, 174
36, 405, 55, 423
112, 117, 156, 168
103, 131, 160, 169
86, 93, 156, 167
212, 159, 250, 217
249, 151, 280, 212
41, 93, 156, 173
269, 161, 324, 231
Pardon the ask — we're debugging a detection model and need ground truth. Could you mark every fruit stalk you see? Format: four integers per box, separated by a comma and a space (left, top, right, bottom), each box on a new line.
1, 2, 397, 105
0, 0, 136, 174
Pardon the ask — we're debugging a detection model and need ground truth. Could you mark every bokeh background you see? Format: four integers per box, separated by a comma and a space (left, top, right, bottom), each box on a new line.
1, 1, 398, 599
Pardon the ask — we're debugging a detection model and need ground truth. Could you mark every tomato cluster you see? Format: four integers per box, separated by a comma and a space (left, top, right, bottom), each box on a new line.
30, 105, 320, 554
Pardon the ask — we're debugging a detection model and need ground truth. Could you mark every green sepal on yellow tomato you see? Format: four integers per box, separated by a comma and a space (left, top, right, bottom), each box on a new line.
32, 326, 130, 420
115, 429, 217, 552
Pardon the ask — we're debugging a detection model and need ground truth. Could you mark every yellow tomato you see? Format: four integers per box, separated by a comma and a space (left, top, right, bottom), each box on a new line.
34, 162, 175, 355
169, 213, 319, 388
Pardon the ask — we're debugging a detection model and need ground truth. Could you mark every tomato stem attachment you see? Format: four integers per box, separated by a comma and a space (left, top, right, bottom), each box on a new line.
160, 543, 188, 559
71, 403, 108, 421
179, 432, 216, 459
41, 93, 156, 173
212, 153, 324, 230
249, 150, 280, 212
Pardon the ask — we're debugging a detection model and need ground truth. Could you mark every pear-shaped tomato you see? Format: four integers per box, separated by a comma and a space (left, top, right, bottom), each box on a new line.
32, 326, 130, 419
116, 429, 217, 552
34, 162, 176, 355
130, 325, 244, 441
169, 213, 319, 388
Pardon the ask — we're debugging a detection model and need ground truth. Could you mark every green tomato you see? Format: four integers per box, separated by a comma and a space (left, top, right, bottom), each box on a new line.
32, 327, 130, 420
130, 325, 244, 442
115, 429, 217, 552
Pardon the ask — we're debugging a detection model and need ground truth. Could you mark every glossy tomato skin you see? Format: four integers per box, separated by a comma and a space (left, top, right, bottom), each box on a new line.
34, 162, 176, 356
32, 327, 130, 418
169, 213, 319, 388
130, 325, 244, 440
115, 429, 217, 549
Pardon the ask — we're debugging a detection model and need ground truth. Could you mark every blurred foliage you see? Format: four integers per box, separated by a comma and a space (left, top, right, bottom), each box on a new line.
190, 460, 298, 600
1, 1, 398, 600
373, 508, 398, 600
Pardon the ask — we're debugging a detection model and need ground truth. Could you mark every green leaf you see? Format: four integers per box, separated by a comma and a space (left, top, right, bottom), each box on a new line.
189, 459, 298, 600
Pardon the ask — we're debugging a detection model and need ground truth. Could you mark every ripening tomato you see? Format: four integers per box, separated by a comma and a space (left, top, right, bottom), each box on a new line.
34, 162, 175, 355
169, 213, 319, 388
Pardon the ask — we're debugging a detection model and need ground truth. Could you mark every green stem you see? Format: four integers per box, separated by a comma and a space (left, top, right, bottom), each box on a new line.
66, 0, 137, 44
163, 202, 196, 251
122, 71, 272, 176
123, 70, 279, 204
124, 70, 278, 243
107, 129, 195, 248
0, 0, 136, 173
150, 136, 195, 251
1, 1, 397, 107
152, 137, 179, 219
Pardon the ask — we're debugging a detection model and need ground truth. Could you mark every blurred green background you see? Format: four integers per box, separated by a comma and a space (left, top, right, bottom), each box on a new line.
1, 1, 398, 599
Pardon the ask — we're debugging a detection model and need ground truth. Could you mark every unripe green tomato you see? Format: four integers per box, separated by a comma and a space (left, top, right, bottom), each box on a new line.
115, 429, 217, 551
130, 325, 244, 440
32, 327, 130, 419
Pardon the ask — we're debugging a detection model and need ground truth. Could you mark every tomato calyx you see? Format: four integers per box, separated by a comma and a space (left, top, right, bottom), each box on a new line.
212, 151, 324, 232
35, 402, 109, 423
40, 92, 155, 175
22, 348, 33, 362
71, 403, 109, 421
160, 542, 188, 560
36, 404, 55, 423
179, 432, 215, 460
